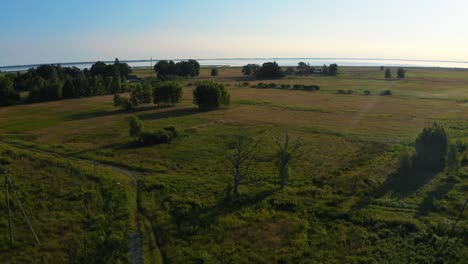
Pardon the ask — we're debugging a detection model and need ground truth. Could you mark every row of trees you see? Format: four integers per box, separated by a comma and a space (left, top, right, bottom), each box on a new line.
242, 62, 339, 79
114, 80, 230, 110
153, 59, 200, 80
0, 59, 131, 105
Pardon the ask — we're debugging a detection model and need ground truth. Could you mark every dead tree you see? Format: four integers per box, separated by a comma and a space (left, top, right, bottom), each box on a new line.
275, 131, 301, 189
226, 136, 261, 198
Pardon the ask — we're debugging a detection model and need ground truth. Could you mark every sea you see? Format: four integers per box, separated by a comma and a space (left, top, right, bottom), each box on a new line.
1, 58, 468, 72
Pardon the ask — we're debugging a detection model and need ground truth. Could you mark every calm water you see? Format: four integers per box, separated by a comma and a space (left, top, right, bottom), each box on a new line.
1, 58, 468, 72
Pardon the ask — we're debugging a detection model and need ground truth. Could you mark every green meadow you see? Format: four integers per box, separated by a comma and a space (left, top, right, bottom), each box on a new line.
0, 66, 467, 263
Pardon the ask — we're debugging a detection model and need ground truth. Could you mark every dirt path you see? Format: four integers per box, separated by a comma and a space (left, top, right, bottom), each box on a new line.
0, 141, 156, 264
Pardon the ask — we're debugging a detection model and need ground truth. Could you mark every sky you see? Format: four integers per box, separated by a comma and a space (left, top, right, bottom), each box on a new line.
1, 0, 468, 66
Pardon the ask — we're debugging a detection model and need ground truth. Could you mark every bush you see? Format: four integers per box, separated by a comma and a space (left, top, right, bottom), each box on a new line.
139, 127, 179, 146
385, 69, 392, 79
379, 90, 392, 96
193, 81, 230, 110
153, 82, 182, 106
363, 90, 371, 95
113, 93, 133, 110
210, 68, 219, 77
337, 89, 353, 95
397, 68, 406, 79
129, 115, 144, 138
268, 83, 277, 88
280, 84, 291, 89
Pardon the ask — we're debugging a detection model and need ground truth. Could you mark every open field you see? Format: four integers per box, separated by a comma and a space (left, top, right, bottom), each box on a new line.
0, 66, 467, 263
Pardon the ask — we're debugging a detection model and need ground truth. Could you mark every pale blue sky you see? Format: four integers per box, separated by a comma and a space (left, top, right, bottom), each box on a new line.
1, 0, 467, 66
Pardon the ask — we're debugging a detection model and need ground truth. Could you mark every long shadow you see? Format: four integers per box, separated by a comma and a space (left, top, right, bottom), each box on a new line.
138, 107, 200, 121
172, 188, 277, 235
416, 174, 458, 217
64, 105, 163, 121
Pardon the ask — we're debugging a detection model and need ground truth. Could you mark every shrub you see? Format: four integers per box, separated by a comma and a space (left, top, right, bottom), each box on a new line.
397, 68, 406, 79
153, 82, 183, 106
129, 115, 144, 138
139, 127, 179, 146
193, 81, 230, 110
379, 90, 392, 96
385, 69, 392, 79
268, 83, 277, 88
363, 90, 371, 95
210, 68, 219, 77
280, 84, 291, 89
113, 93, 133, 110
337, 89, 353, 95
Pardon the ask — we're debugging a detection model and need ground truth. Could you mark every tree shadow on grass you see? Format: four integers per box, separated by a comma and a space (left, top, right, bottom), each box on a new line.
138, 107, 201, 121
64, 105, 164, 121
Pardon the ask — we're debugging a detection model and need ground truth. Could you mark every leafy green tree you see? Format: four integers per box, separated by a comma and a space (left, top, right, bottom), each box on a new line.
241, 64, 260, 76
415, 123, 448, 168
154, 60, 177, 78
321, 64, 328, 75
128, 115, 144, 138
0, 77, 20, 104
62, 79, 75, 99
255, 62, 284, 79
130, 83, 152, 106
153, 82, 183, 106
380, 66, 384, 71
385, 69, 392, 79
193, 81, 230, 110
113, 93, 132, 111
328, 64, 338, 76
111, 75, 121, 93
297, 62, 311, 75
397, 68, 406, 79
211, 68, 219, 77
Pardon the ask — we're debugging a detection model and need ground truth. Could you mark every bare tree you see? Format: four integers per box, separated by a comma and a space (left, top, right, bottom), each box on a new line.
226, 135, 261, 198
275, 131, 301, 189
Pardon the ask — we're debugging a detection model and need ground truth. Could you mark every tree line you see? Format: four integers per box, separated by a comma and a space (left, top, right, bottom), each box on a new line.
0, 58, 131, 105
153, 59, 200, 80
114, 80, 230, 111
242, 62, 339, 79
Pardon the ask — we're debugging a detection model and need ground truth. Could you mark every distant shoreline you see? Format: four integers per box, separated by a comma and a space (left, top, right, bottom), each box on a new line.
2, 57, 468, 71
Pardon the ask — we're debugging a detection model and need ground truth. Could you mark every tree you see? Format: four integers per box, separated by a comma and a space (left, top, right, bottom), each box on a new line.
328, 64, 338, 76
397, 68, 406, 79
380, 66, 384, 71
297, 62, 311, 75
415, 123, 448, 169
211, 68, 219, 77
255, 62, 284, 79
61, 79, 75, 99
128, 115, 144, 138
226, 135, 261, 198
0, 77, 20, 105
111, 75, 121, 94
113, 93, 132, 111
275, 131, 301, 189
241, 64, 260, 76
385, 69, 392, 79
130, 83, 152, 107
153, 82, 183, 106
193, 81, 230, 110
321, 65, 328, 75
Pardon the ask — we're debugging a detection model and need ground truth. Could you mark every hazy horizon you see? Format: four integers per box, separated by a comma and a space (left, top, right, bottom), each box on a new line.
1, 0, 467, 66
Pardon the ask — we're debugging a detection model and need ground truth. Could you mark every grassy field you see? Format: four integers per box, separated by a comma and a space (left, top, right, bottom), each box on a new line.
0, 66, 467, 263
